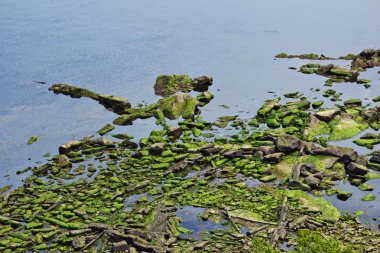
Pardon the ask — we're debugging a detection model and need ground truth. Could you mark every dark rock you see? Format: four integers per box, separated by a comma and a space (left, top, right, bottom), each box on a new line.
275, 135, 300, 153
201, 147, 223, 156
369, 151, 380, 164
305, 144, 358, 163
299, 164, 319, 174
72, 237, 86, 249
337, 191, 352, 201
252, 146, 276, 155
263, 152, 283, 163
59, 140, 82, 154
193, 76, 213, 91
149, 143, 165, 155
346, 162, 369, 175
315, 109, 340, 122
223, 149, 243, 158
312, 172, 323, 180
304, 176, 320, 189
112, 241, 129, 252
167, 126, 183, 140
352, 49, 380, 69
49, 84, 131, 114
288, 181, 311, 191
88, 223, 110, 231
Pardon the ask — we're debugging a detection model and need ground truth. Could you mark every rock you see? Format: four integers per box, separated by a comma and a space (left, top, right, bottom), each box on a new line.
157, 92, 199, 120
343, 98, 362, 107
312, 101, 324, 109
94, 137, 114, 146
358, 183, 373, 191
193, 76, 213, 91
292, 164, 301, 181
369, 151, 380, 163
201, 147, 223, 156
304, 176, 320, 189
72, 237, 86, 249
97, 123, 115, 136
223, 149, 243, 159
98, 94, 132, 113
259, 175, 277, 182
154, 75, 194, 96
263, 152, 283, 163
112, 241, 129, 252
49, 84, 131, 114
352, 49, 380, 69
337, 191, 352, 201
88, 223, 110, 231
312, 172, 323, 180
346, 162, 369, 175
361, 194, 376, 201
299, 163, 319, 174
315, 109, 340, 122
275, 135, 300, 153
167, 126, 183, 140
252, 146, 276, 155
149, 143, 165, 155
288, 181, 311, 191
59, 140, 82, 154
305, 144, 358, 163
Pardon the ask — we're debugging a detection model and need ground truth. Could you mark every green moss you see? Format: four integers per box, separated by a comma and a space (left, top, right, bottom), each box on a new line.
361, 194, 376, 201
27, 136, 39, 145
97, 123, 115, 136
329, 117, 368, 141
294, 229, 354, 253
286, 190, 341, 221
154, 75, 194, 96
304, 118, 330, 140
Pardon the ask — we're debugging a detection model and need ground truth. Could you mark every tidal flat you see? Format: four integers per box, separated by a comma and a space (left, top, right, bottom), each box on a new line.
0, 49, 380, 252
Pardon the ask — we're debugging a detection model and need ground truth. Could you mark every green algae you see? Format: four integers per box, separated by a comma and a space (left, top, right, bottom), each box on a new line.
27, 136, 39, 145
329, 116, 368, 141
285, 190, 340, 222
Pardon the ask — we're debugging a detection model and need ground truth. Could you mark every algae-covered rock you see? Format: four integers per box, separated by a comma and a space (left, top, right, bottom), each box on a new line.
154, 75, 213, 96
27, 136, 39, 145
274, 135, 300, 152
351, 49, 380, 69
97, 123, 115, 136
329, 115, 368, 141
49, 84, 131, 114
315, 108, 340, 122
285, 190, 341, 221
59, 140, 82, 154
154, 75, 194, 96
346, 162, 369, 176
157, 93, 199, 120
361, 194, 376, 201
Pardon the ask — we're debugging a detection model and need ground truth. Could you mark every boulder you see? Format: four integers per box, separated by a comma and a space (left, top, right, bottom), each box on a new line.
315, 109, 340, 122
223, 149, 243, 159
275, 135, 300, 153
304, 176, 320, 189
149, 143, 165, 155
337, 191, 352, 201
201, 147, 223, 156
59, 140, 82, 154
346, 162, 369, 175
263, 152, 283, 163
193, 76, 213, 91
97, 94, 131, 114
112, 241, 129, 252
305, 144, 358, 163
369, 151, 380, 164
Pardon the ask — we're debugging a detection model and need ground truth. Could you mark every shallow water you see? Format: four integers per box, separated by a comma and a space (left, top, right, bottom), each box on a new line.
1, 0, 380, 228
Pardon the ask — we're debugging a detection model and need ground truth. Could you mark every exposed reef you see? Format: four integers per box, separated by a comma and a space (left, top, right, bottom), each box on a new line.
1, 50, 380, 252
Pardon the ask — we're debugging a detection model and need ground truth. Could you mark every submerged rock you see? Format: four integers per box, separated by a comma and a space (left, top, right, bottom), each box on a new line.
351, 49, 380, 70
49, 84, 131, 114
154, 75, 213, 96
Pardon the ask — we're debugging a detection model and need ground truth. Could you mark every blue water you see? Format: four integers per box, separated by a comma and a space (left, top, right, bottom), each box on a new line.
0, 0, 380, 223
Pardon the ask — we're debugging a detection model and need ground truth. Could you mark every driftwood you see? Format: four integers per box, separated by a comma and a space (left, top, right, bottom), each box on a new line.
270, 195, 288, 248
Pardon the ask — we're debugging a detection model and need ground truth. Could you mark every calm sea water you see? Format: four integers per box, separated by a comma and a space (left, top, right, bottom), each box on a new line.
1, 0, 380, 224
